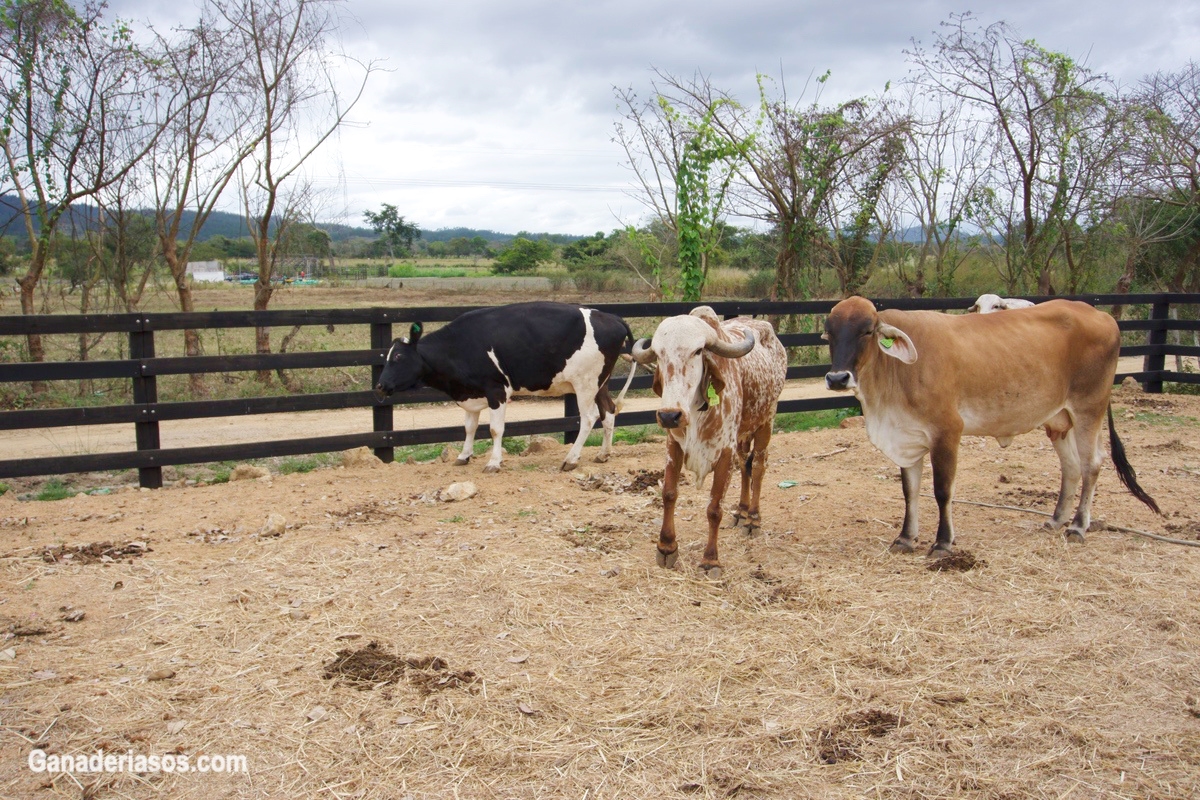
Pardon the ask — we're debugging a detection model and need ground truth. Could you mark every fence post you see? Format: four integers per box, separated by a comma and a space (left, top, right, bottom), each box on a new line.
129, 320, 162, 489
1143, 298, 1169, 394
371, 321, 395, 463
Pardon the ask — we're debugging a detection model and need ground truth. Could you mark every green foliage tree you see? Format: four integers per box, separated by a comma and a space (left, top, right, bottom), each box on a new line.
363, 203, 421, 259
492, 237, 554, 274
0, 236, 18, 275
615, 75, 743, 300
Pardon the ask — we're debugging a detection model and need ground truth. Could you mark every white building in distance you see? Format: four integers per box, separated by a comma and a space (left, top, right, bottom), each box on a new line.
186, 260, 225, 282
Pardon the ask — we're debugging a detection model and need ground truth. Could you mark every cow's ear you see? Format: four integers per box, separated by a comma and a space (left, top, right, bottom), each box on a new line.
409, 322, 423, 345
706, 361, 727, 398
877, 323, 917, 364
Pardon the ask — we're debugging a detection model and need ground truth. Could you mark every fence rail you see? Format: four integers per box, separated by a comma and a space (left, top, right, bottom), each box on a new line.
2, 293, 1198, 488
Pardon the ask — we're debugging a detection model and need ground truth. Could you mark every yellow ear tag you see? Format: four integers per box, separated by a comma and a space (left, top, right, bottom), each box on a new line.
706, 385, 720, 405
881, 337, 895, 349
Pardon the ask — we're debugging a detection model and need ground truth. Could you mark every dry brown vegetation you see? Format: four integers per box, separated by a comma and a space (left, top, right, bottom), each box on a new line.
0, 382, 1198, 798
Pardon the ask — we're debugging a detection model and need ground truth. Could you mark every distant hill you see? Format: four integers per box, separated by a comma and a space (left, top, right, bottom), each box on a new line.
0, 196, 540, 246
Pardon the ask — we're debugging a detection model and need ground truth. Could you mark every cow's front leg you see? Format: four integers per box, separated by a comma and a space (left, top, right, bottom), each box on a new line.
928, 435, 960, 558
701, 449, 735, 579
483, 399, 508, 473
890, 462, 923, 554
656, 439, 683, 570
456, 398, 488, 465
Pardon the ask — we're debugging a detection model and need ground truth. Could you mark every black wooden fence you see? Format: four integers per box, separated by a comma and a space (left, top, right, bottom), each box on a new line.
1, 293, 1198, 489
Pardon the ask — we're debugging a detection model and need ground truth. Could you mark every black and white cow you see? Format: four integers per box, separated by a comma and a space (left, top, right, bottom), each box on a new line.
375, 302, 637, 473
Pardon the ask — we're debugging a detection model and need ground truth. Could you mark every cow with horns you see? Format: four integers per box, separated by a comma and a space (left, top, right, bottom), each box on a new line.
822, 296, 1161, 557
375, 302, 637, 473
631, 306, 788, 578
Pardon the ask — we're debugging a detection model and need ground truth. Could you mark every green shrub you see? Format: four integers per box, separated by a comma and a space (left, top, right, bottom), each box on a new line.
278, 454, 335, 475
572, 269, 628, 293
774, 407, 860, 434
36, 479, 76, 501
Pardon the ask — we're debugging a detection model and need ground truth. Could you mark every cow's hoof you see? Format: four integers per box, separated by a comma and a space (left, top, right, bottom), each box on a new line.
656, 549, 678, 569
728, 513, 745, 529
560, 461, 578, 472
594, 454, 609, 464
745, 521, 761, 536
454, 457, 470, 467
701, 564, 723, 581
483, 464, 500, 474
889, 539, 915, 554
926, 546, 953, 560
1043, 518, 1066, 531
1065, 528, 1086, 544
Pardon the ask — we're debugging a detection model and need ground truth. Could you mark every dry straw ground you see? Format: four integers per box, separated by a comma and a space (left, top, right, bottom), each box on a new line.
1, 383, 1199, 799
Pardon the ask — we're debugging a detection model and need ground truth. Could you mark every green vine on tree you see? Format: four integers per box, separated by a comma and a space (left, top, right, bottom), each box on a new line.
660, 97, 746, 301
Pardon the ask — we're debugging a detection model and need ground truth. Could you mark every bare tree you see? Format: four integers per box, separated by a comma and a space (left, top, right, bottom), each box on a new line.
214, 0, 377, 379
0, 0, 171, 388
892, 84, 991, 296
146, 10, 264, 394
726, 72, 906, 299
908, 13, 1119, 294
1128, 62, 1200, 293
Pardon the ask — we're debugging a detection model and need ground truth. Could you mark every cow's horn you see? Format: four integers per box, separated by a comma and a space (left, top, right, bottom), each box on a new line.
630, 338, 657, 364
706, 329, 756, 359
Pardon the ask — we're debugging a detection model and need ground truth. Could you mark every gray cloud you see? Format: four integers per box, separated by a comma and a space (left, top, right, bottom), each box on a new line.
106, 1, 1200, 234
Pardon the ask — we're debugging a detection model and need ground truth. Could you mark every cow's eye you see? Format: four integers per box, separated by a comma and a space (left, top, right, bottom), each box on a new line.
692, 347, 704, 357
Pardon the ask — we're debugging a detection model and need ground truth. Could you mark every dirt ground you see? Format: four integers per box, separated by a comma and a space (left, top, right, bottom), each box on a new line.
1, 383, 1199, 798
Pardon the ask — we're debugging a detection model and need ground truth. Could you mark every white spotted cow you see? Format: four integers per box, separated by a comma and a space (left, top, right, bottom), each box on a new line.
375, 302, 637, 473
631, 306, 788, 578
823, 296, 1161, 557
969, 293, 1036, 313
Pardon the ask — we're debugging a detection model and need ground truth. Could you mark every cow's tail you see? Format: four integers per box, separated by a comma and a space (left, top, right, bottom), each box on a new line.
612, 319, 639, 414
1108, 405, 1162, 515
613, 359, 639, 414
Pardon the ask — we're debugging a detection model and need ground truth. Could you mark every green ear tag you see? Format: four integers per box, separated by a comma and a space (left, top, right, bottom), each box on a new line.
881, 337, 895, 349
706, 385, 720, 405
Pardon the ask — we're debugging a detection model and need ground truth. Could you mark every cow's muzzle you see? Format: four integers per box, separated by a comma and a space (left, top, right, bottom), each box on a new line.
825, 370, 854, 391
657, 409, 685, 429
374, 385, 392, 401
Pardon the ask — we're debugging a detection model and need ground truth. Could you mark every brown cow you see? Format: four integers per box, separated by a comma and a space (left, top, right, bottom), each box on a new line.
823, 296, 1160, 556
631, 306, 788, 578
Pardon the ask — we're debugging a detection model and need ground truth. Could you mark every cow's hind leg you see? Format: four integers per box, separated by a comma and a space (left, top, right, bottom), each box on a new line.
730, 443, 753, 529
890, 462, 923, 554
456, 399, 488, 465
1064, 416, 1106, 543
595, 387, 617, 463
1045, 431, 1082, 533
562, 387, 602, 471
740, 423, 774, 535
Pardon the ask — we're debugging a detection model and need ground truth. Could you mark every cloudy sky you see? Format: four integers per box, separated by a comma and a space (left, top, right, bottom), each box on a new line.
108, 1, 1200, 236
